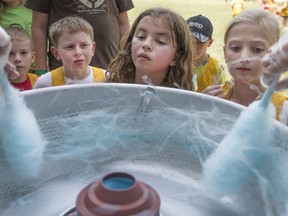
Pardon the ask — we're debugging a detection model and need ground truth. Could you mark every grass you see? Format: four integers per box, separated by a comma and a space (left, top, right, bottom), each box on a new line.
128, 0, 260, 64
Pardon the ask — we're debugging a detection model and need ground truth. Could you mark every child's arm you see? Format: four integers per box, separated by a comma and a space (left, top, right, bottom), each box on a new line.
3, 62, 19, 80
117, 11, 130, 40
31, 11, 49, 72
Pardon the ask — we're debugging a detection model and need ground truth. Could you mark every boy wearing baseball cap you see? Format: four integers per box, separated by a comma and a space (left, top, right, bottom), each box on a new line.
187, 15, 230, 92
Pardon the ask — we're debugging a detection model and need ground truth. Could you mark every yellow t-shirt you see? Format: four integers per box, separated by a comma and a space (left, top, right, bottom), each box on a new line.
271, 92, 288, 119
280, 6, 288, 17
280, 72, 288, 96
195, 56, 229, 92
222, 81, 288, 119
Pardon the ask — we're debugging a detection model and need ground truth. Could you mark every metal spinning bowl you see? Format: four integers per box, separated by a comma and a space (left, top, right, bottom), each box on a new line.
0, 83, 287, 216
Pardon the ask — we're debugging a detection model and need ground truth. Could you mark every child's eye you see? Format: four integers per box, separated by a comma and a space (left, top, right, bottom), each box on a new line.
21, 51, 28, 55
230, 46, 241, 52
252, 47, 265, 54
156, 40, 167, 45
135, 31, 146, 40
66, 45, 74, 49
81, 43, 89, 48
136, 35, 145, 40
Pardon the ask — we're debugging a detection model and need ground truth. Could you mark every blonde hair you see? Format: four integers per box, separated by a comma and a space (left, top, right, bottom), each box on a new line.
224, 8, 280, 46
5, 25, 33, 49
49, 16, 94, 47
222, 9, 280, 100
107, 7, 195, 91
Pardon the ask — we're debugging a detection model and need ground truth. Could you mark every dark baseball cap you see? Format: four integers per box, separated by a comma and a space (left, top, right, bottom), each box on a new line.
186, 15, 213, 43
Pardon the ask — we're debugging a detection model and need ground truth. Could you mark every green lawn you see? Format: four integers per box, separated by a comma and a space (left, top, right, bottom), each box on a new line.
128, 0, 259, 64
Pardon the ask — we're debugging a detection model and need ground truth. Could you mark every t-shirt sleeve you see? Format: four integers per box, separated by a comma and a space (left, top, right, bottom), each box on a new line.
33, 73, 52, 89
24, 0, 51, 14
116, 0, 134, 13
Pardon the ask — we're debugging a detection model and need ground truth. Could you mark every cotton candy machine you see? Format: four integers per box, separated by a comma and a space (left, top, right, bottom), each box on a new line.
0, 83, 288, 216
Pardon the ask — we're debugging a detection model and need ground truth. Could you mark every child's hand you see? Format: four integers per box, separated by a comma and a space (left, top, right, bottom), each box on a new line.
0, 26, 20, 79
4, 61, 19, 80
201, 85, 225, 98
261, 32, 288, 90
0, 26, 11, 67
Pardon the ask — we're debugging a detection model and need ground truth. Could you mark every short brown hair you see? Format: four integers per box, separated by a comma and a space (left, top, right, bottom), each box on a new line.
5, 25, 33, 49
49, 16, 94, 47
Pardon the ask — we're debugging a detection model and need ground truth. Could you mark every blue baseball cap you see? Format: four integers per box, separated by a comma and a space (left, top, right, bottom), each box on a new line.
186, 15, 213, 43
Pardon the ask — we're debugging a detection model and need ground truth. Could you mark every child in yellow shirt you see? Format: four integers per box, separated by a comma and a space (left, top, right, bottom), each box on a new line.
186, 15, 230, 92
34, 16, 105, 88
231, 0, 244, 17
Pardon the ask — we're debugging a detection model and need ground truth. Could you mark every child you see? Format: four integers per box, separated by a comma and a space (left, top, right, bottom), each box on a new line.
33, 16, 105, 88
261, 0, 276, 13
5, 25, 37, 91
24, 0, 134, 74
277, 0, 288, 30
202, 8, 287, 119
0, 26, 19, 80
107, 7, 195, 91
0, 0, 32, 34
230, 0, 244, 17
186, 14, 229, 92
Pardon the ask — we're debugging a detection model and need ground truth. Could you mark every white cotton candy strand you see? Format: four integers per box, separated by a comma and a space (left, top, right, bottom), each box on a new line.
202, 99, 275, 197
0, 71, 45, 177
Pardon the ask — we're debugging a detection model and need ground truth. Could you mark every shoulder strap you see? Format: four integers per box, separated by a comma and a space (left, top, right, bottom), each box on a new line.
51, 67, 65, 86
91, 67, 105, 82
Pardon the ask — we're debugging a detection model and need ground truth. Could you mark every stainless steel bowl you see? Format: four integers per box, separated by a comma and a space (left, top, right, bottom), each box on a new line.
0, 83, 287, 216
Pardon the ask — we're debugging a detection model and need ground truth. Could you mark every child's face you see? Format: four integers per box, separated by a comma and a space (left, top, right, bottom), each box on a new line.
51, 32, 95, 75
131, 16, 177, 85
8, 39, 35, 76
224, 23, 271, 85
2, 0, 22, 7
195, 39, 212, 61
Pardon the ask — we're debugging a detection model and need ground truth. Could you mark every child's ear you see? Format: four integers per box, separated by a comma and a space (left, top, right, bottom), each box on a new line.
31, 51, 36, 63
208, 39, 214, 47
92, 42, 96, 56
50, 46, 61, 60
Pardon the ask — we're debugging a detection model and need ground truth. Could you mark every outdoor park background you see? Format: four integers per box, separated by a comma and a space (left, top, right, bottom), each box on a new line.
128, 0, 261, 65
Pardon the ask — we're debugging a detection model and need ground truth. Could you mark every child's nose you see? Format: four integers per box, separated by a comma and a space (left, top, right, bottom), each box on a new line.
74, 46, 82, 55
239, 48, 252, 62
241, 49, 251, 59
142, 39, 152, 51
14, 53, 22, 62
